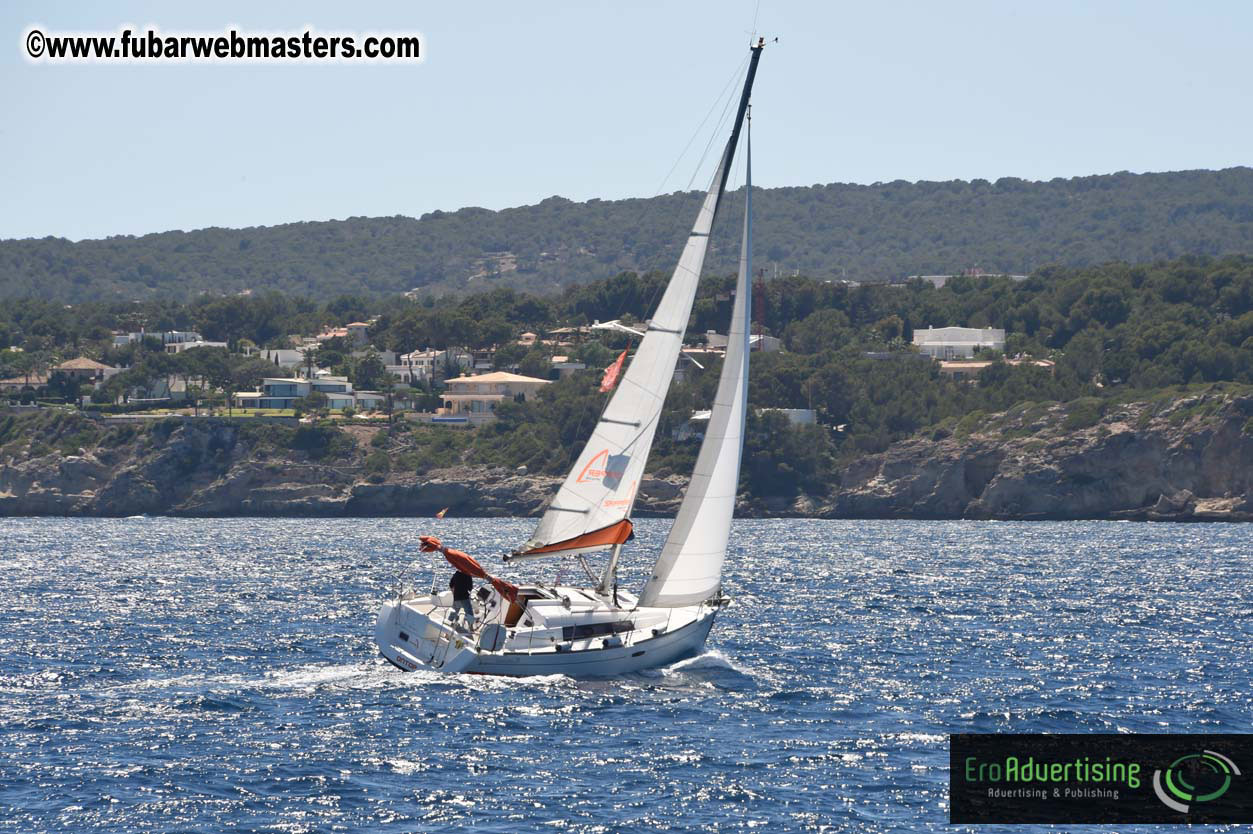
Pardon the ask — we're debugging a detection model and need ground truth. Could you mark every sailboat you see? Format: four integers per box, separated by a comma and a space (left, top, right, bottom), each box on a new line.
375, 39, 765, 676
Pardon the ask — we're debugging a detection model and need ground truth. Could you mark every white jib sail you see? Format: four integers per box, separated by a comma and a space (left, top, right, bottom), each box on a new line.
639, 124, 753, 607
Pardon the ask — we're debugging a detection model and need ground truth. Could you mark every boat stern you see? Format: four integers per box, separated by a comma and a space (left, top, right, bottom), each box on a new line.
375, 596, 478, 674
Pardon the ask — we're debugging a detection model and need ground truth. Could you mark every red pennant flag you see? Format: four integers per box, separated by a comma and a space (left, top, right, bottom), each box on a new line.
600, 349, 628, 393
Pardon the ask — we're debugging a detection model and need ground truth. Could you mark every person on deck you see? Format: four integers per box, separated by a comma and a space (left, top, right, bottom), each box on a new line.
449, 569, 475, 629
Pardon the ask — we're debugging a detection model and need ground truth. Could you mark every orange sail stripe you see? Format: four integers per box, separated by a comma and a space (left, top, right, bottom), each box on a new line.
520, 519, 634, 555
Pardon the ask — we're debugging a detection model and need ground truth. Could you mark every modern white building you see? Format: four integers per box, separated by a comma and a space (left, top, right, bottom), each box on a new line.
112, 330, 204, 348
234, 376, 361, 410
761, 407, 817, 426
912, 326, 1006, 360
677, 406, 816, 441
353, 391, 388, 410
389, 349, 444, 385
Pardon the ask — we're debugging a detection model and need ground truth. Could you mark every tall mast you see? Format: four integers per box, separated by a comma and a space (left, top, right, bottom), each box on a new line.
712, 38, 765, 225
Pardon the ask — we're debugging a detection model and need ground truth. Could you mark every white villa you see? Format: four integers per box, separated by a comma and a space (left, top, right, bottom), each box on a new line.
389, 349, 444, 385
912, 326, 1006, 360
388, 348, 472, 385
249, 348, 307, 369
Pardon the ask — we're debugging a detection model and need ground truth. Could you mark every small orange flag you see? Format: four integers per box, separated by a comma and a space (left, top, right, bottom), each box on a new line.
435, 507, 449, 519
600, 349, 629, 393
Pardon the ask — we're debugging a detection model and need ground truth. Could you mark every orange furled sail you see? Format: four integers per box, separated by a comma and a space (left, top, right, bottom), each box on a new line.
419, 535, 518, 602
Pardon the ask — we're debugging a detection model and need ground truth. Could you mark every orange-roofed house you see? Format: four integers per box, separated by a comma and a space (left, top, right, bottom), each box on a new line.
346, 322, 371, 345
440, 371, 550, 422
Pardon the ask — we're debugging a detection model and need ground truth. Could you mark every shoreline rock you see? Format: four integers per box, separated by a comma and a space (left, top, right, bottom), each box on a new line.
1, 390, 1249, 521
824, 391, 1252, 522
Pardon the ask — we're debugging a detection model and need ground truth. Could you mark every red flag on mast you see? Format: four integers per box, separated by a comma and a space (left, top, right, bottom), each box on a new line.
599, 349, 628, 393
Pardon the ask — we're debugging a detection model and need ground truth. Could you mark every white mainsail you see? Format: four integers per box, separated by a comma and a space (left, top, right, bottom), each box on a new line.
510, 45, 764, 561
510, 159, 727, 560
639, 120, 754, 607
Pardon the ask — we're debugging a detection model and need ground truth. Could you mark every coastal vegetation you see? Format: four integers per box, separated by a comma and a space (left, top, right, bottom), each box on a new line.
1, 253, 1249, 504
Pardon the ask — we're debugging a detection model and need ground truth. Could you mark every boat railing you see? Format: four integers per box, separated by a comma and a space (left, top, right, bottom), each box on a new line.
392, 559, 490, 645
391, 560, 434, 601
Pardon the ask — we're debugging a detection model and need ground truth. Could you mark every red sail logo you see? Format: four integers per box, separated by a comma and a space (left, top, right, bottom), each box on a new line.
576, 449, 627, 484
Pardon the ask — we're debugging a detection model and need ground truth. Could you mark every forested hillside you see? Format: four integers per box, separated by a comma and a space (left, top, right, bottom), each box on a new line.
5, 255, 1250, 481
3, 253, 1250, 515
2, 167, 1250, 303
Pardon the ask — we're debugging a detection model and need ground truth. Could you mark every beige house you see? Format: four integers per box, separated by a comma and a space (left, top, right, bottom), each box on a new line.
0, 372, 49, 393
441, 371, 550, 419
346, 322, 371, 345
54, 357, 119, 383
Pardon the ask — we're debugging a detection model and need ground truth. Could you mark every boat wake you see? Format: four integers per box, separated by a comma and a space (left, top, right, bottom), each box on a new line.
260, 662, 397, 691
654, 648, 761, 689
263, 662, 576, 692
665, 648, 745, 674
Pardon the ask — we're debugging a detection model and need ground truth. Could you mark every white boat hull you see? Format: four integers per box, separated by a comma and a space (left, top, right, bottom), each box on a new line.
473, 613, 714, 677
375, 589, 719, 678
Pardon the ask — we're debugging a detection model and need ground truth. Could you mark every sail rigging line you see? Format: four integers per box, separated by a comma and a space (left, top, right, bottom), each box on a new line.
635, 54, 755, 340
631, 40, 753, 371
653, 53, 751, 198
683, 72, 743, 193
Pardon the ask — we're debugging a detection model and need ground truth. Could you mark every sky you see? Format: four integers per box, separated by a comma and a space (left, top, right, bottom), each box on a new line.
2, 1, 1250, 241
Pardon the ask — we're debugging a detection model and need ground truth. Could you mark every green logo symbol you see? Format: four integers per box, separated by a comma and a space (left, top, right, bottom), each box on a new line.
1153, 750, 1241, 813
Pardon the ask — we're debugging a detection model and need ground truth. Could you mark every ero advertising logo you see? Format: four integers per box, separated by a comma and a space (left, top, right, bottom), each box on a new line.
1152, 749, 1241, 813
950, 734, 1253, 824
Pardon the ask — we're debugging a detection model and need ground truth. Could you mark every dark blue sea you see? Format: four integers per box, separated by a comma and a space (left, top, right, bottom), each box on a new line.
1, 518, 1249, 832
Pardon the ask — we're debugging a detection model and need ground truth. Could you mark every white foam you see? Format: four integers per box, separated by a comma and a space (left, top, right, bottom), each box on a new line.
387, 758, 429, 775
663, 648, 755, 677
260, 663, 377, 690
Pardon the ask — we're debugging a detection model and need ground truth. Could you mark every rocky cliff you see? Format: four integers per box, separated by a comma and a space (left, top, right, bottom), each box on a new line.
0, 387, 1249, 521
827, 388, 1253, 521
